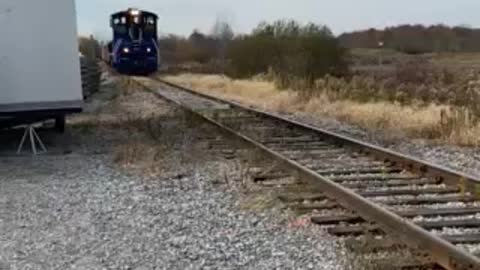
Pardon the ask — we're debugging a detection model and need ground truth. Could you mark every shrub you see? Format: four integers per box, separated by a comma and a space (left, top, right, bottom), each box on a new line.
78, 36, 101, 60
226, 20, 348, 89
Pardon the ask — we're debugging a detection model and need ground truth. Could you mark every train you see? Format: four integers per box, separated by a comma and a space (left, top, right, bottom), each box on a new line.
103, 8, 160, 75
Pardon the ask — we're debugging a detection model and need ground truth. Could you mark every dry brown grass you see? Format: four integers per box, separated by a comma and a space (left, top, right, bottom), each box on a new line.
162, 73, 480, 146
72, 76, 202, 177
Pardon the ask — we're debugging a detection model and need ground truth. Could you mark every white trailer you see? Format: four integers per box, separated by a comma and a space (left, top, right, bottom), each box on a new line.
0, 0, 83, 130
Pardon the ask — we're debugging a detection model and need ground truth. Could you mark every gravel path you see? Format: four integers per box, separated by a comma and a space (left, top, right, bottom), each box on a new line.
0, 77, 346, 270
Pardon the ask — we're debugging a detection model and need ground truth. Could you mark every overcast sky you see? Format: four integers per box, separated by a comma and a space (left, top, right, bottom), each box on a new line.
76, 0, 480, 40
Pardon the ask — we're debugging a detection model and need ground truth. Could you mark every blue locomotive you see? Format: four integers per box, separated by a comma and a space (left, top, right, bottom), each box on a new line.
107, 8, 159, 75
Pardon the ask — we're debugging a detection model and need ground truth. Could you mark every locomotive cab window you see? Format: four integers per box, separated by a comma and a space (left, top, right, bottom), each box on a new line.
144, 16, 156, 33
113, 19, 127, 34
111, 16, 127, 34
147, 17, 155, 25
133, 16, 140, 24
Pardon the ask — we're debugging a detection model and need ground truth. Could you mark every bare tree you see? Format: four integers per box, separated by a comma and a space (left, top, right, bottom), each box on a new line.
211, 18, 234, 73
212, 18, 234, 42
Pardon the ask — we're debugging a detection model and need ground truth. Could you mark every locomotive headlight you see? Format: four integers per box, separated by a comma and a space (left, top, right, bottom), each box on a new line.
146, 47, 152, 53
130, 9, 140, 16
123, 47, 130, 53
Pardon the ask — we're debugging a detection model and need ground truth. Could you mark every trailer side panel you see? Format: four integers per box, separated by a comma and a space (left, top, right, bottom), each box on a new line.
0, 0, 83, 114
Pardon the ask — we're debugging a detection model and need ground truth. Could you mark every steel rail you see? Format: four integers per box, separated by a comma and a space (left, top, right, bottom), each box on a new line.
157, 79, 480, 193
133, 76, 480, 270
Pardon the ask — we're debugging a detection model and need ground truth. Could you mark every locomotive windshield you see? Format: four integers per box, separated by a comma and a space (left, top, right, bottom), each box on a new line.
111, 10, 157, 41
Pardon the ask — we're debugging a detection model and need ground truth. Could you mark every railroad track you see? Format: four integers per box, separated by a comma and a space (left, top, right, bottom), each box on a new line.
132, 76, 480, 270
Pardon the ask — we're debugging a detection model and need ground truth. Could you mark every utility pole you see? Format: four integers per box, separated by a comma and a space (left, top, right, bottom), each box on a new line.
378, 41, 384, 68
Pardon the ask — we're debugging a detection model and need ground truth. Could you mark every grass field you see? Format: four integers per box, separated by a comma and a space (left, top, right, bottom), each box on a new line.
161, 71, 480, 146
351, 49, 480, 70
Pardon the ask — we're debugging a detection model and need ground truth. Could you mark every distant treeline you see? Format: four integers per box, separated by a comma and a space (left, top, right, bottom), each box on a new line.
339, 25, 480, 53
159, 31, 227, 65
159, 19, 233, 65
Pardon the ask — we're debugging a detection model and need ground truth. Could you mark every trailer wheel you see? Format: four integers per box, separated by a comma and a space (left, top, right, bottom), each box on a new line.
55, 116, 66, 133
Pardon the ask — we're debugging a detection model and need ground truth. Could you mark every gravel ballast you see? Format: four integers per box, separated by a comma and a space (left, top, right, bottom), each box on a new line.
284, 113, 480, 178
0, 154, 343, 270
0, 77, 347, 270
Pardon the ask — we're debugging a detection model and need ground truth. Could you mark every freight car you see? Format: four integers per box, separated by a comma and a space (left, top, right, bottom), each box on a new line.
106, 8, 160, 75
